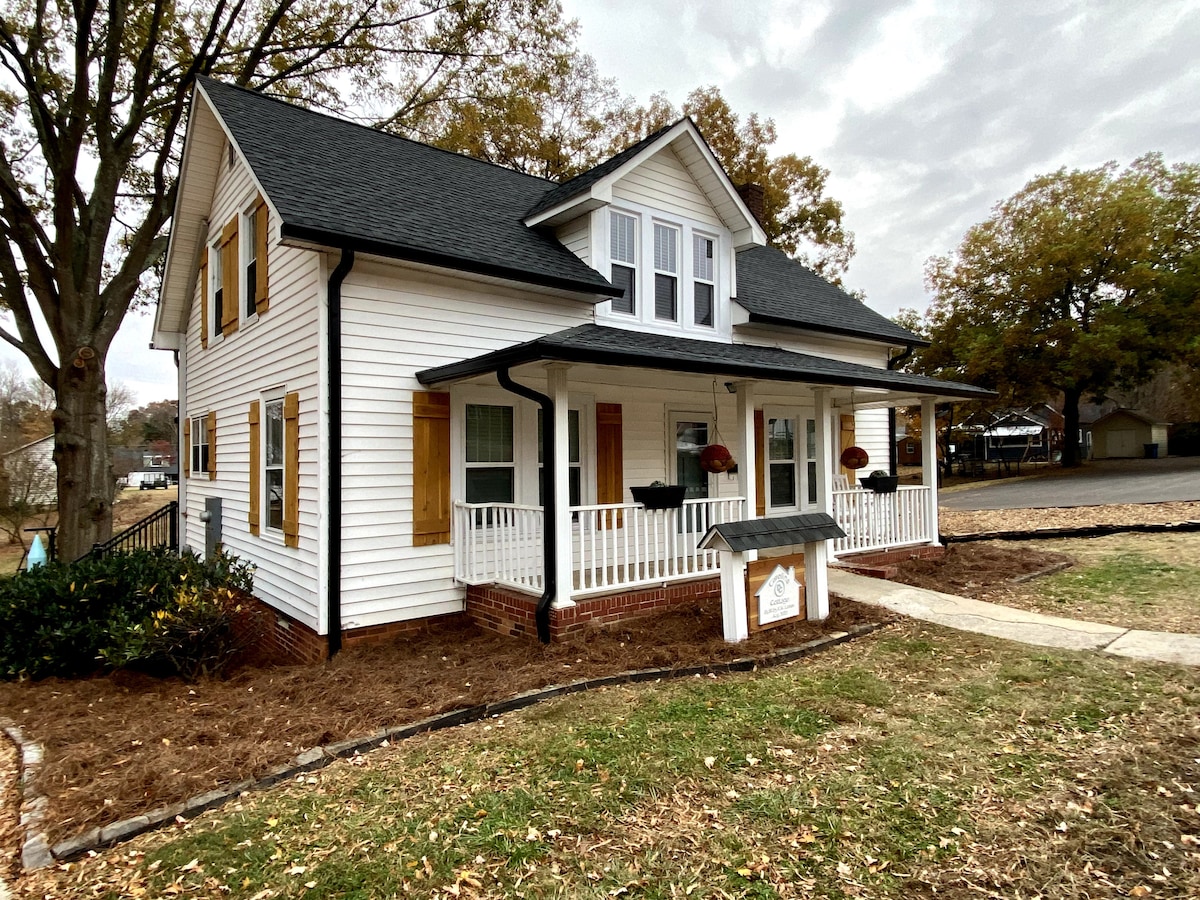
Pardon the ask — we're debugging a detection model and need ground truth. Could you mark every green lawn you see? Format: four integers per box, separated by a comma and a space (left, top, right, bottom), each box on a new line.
29, 622, 1200, 899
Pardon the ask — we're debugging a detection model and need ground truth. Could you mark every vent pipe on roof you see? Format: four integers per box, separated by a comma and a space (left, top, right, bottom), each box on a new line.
327, 248, 355, 659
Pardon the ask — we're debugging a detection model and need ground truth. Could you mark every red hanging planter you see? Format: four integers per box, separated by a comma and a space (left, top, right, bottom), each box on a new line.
839, 446, 870, 470
699, 443, 737, 474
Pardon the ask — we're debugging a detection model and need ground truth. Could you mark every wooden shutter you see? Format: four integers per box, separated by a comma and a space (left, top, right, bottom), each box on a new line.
183, 418, 191, 478
206, 410, 217, 480
596, 402, 623, 527
199, 258, 209, 350
412, 391, 451, 546
220, 217, 239, 336
253, 197, 270, 315
839, 414, 857, 477
248, 402, 261, 535
754, 409, 765, 517
283, 392, 300, 548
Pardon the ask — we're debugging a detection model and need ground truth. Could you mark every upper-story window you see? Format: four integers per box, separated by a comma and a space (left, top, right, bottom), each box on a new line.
210, 240, 225, 339
693, 234, 714, 327
610, 211, 637, 315
653, 223, 679, 322
245, 207, 259, 319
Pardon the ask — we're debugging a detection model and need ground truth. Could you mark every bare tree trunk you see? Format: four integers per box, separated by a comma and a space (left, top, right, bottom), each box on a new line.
52, 356, 113, 560
1061, 387, 1084, 469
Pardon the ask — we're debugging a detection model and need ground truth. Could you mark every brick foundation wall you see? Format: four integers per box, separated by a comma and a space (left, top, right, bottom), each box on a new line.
466, 577, 723, 642
835, 544, 945, 579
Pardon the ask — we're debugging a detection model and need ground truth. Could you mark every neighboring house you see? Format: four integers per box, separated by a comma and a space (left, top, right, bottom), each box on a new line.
1090, 409, 1170, 458
896, 436, 922, 466
0, 434, 56, 508
152, 79, 990, 659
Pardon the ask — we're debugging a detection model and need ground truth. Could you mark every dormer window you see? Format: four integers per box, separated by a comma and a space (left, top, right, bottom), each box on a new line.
653, 223, 678, 322
610, 212, 637, 315
693, 234, 715, 327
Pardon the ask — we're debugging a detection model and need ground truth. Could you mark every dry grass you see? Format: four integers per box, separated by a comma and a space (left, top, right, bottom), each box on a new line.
938, 499, 1200, 536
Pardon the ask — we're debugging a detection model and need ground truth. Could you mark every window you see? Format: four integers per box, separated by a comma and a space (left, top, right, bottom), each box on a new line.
653, 223, 678, 321
245, 207, 258, 318
906, 442, 915, 454
210, 243, 224, 339
190, 415, 209, 475
693, 234, 715, 327
767, 413, 818, 510
537, 409, 582, 507
465, 404, 515, 503
610, 212, 637, 315
264, 398, 284, 531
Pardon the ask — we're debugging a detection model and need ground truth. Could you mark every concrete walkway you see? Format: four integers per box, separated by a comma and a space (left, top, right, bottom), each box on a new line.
830, 569, 1200, 666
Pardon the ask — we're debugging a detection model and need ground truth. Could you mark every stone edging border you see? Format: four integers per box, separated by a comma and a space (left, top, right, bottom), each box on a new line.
5, 622, 884, 868
0, 720, 50, 870
942, 519, 1200, 544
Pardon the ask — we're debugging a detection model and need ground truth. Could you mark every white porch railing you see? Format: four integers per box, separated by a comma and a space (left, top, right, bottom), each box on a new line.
831, 485, 934, 556
453, 502, 545, 593
571, 497, 746, 596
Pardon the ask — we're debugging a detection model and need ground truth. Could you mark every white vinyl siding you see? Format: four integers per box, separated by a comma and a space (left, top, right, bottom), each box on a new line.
611, 147, 723, 228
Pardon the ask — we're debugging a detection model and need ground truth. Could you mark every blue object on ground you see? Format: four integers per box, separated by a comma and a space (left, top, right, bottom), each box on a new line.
27, 533, 46, 568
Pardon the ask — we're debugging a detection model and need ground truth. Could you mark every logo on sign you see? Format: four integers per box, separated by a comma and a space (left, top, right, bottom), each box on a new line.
755, 564, 801, 625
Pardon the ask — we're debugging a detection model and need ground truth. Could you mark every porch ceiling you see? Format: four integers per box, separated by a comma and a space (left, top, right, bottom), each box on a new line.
416, 324, 994, 403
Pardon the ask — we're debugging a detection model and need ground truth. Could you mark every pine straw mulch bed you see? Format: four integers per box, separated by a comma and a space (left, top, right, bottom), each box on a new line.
938, 499, 1200, 537
0, 595, 888, 846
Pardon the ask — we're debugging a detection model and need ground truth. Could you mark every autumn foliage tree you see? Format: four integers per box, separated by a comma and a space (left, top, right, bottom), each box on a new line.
0, 0, 572, 558
922, 155, 1200, 467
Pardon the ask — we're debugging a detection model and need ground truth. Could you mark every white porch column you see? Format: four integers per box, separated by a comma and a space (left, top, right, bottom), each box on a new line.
813, 388, 833, 514
546, 363, 575, 608
734, 381, 757, 519
921, 395, 941, 547
803, 539, 830, 620
718, 549, 749, 641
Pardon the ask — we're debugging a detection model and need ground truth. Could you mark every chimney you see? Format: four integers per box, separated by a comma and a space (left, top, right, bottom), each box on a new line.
735, 182, 765, 226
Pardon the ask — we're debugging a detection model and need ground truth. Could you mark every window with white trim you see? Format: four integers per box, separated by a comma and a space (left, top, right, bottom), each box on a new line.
653, 223, 679, 321
537, 409, 582, 507
610, 211, 637, 315
766, 413, 819, 511
693, 233, 715, 327
464, 403, 515, 503
244, 207, 259, 319
209, 242, 224, 339
264, 398, 284, 531
190, 415, 208, 475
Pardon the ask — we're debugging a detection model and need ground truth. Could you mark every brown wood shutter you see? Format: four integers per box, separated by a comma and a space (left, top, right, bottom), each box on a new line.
253, 198, 270, 315
283, 392, 300, 548
199, 259, 209, 349
248, 402, 261, 535
839, 414, 857, 478
220, 217, 239, 336
596, 402, 623, 527
206, 410, 217, 480
183, 418, 191, 478
412, 391, 451, 546
754, 409, 765, 517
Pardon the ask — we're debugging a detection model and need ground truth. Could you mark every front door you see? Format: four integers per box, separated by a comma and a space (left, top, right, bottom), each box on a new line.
673, 416, 712, 500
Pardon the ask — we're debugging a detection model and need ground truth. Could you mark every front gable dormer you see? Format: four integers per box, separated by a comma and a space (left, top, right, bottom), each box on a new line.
528, 119, 767, 342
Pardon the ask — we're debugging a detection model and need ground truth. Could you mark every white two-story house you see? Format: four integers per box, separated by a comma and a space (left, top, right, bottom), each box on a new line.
153, 78, 990, 660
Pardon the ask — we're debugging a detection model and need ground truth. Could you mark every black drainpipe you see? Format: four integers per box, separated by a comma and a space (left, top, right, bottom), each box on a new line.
327, 248, 355, 658
887, 345, 916, 476
496, 366, 555, 644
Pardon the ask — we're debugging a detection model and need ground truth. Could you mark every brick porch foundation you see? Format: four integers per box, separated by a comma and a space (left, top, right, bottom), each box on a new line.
834, 544, 945, 580
467, 577, 723, 641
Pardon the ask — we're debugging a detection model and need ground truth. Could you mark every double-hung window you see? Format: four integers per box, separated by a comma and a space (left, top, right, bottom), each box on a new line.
767, 414, 819, 510
464, 404, 515, 503
610, 212, 637, 315
264, 398, 284, 531
245, 208, 258, 318
693, 233, 715, 327
210, 244, 224, 339
537, 409, 582, 507
191, 415, 209, 475
653, 223, 679, 322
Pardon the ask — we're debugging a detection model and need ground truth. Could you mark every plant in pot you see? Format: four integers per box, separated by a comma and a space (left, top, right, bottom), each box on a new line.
860, 469, 899, 493
630, 480, 687, 509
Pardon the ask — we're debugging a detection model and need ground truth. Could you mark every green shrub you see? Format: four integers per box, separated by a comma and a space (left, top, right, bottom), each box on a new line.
0, 548, 255, 680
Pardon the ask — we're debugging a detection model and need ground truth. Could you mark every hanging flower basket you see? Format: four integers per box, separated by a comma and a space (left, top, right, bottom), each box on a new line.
840, 446, 870, 470
699, 443, 736, 474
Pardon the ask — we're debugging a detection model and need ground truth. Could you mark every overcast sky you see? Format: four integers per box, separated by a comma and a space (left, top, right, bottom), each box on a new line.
10, 0, 1199, 405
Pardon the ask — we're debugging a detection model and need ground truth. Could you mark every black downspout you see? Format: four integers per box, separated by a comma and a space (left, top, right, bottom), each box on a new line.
887, 345, 916, 476
496, 367, 555, 644
327, 248, 355, 658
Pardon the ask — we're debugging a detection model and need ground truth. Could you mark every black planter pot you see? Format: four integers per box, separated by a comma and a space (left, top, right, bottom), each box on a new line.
630, 485, 688, 509
859, 475, 899, 494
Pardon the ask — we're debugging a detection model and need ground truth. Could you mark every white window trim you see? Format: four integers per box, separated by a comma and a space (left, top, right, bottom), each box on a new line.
608, 210, 638, 320
691, 230, 717, 329
261, 392, 286, 541
762, 406, 819, 513
190, 414, 209, 477
595, 200, 732, 341
651, 220, 680, 323
207, 241, 224, 346
241, 199, 261, 328
665, 410, 716, 498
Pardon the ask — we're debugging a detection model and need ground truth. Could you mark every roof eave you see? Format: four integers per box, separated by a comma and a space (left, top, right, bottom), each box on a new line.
278, 222, 623, 300
743, 312, 931, 348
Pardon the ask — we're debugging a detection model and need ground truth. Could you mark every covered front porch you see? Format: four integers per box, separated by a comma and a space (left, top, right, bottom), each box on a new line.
417, 324, 991, 639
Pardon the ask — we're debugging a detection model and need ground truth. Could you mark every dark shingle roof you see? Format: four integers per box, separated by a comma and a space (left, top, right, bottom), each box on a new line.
415, 323, 994, 400
524, 119, 684, 219
735, 245, 925, 346
700, 514, 846, 552
199, 78, 619, 297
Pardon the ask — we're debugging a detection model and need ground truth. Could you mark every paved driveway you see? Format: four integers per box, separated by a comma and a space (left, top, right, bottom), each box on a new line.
938, 456, 1200, 510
